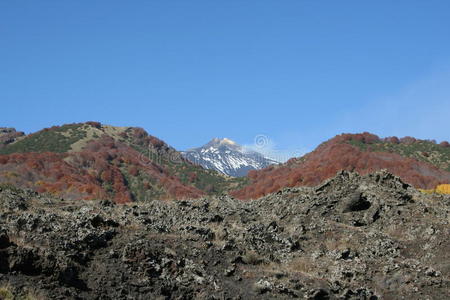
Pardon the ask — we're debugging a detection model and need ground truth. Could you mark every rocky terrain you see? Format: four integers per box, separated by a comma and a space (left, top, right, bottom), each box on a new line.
182, 138, 278, 177
0, 170, 449, 299
0, 128, 24, 149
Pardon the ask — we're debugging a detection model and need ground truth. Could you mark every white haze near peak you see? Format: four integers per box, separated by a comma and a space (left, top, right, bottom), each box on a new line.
242, 138, 307, 163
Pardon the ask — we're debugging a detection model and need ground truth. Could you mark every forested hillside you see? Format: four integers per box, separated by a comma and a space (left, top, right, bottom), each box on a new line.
231, 133, 450, 199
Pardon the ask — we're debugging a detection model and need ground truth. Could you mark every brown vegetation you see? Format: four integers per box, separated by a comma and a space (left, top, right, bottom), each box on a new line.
0, 134, 204, 202
231, 133, 450, 199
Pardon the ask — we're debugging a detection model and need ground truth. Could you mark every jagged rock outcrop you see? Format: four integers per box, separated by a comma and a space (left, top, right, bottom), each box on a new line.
0, 170, 449, 299
0, 128, 24, 149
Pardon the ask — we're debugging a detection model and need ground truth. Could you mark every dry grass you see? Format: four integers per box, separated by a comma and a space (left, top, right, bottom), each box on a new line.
6, 231, 52, 251
242, 250, 263, 265
419, 188, 435, 195
324, 238, 353, 252
22, 290, 46, 300
385, 224, 406, 240
289, 257, 316, 274
0, 285, 45, 300
0, 286, 14, 300
321, 228, 362, 252
69, 124, 129, 152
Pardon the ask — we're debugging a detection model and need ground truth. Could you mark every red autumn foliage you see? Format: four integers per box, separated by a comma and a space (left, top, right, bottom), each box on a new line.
400, 136, 417, 144
125, 128, 167, 152
440, 141, 450, 148
188, 172, 198, 183
247, 170, 258, 180
0, 156, 8, 165
128, 166, 139, 176
231, 133, 450, 200
86, 121, 102, 128
149, 136, 165, 148
340, 132, 380, 144
132, 127, 148, 139
384, 136, 400, 144
0, 133, 205, 203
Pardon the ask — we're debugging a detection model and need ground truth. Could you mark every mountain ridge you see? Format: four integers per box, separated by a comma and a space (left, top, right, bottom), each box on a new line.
182, 137, 279, 177
2, 125, 449, 202
231, 132, 450, 199
0, 122, 246, 202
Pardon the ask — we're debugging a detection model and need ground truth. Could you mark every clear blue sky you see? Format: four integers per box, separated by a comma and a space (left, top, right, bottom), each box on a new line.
1, 1, 449, 157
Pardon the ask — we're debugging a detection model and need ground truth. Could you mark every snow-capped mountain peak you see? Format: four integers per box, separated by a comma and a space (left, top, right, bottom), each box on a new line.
182, 138, 279, 177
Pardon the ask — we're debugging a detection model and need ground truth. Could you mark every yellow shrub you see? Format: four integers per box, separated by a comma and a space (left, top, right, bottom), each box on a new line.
436, 184, 450, 194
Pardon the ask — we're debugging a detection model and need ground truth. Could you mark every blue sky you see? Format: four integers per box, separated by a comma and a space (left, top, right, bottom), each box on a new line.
1, 1, 449, 158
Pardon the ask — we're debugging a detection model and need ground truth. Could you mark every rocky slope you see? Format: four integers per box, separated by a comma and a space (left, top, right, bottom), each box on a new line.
0, 128, 24, 149
232, 132, 450, 199
182, 138, 278, 177
0, 170, 449, 299
0, 123, 245, 202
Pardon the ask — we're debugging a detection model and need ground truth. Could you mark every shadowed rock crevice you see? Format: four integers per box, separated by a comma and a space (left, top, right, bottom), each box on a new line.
343, 192, 372, 212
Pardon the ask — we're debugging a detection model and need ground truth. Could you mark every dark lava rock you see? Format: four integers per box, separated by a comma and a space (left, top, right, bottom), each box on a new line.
0, 170, 449, 299
0, 229, 10, 249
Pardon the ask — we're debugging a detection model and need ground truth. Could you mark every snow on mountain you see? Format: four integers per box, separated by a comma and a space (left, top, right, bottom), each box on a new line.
182, 138, 279, 177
